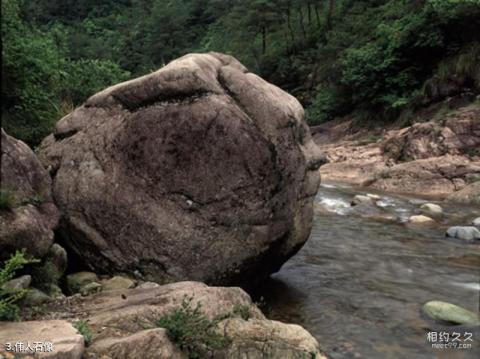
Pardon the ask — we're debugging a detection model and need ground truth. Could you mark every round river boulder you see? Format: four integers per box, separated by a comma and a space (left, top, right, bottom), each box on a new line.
38, 52, 323, 287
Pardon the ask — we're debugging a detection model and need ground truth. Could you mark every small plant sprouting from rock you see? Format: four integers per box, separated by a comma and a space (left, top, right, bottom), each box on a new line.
73, 320, 93, 345
155, 296, 230, 358
0, 189, 16, 210
376, 169, 391, 180
232, 303, 251, 320
0, 250, 39, 321
23, 193, 44, 207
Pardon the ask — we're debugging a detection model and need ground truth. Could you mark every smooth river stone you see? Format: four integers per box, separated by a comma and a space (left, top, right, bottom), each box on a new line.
422, 300, 480, 325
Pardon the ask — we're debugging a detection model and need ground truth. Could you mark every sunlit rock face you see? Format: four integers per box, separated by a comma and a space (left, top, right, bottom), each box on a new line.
38, 52, 323, 287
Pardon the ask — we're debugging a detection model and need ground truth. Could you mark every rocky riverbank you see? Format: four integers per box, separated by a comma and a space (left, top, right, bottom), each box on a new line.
1, 280, 326, 358
312, 102, 480, 203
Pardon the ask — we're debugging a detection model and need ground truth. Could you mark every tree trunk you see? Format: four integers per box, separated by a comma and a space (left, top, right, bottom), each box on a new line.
314, 3, 321, 28
298, 4, 307, 40
307, 2, 312, 26
327, 0, 334, 30
262, 26, 267, 54
286, 3, 295, 43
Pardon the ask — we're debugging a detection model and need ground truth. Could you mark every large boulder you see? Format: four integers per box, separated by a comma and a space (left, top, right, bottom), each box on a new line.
0, 129, 59, 260
37, 53, 323, 286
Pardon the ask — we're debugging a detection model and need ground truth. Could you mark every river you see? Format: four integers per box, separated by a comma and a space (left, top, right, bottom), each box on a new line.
257, 182, 479, 359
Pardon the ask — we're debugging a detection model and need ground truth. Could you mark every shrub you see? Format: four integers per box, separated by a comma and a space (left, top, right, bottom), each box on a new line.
23, 193, 44, 207
155, 296, 230, 358
73, 320, 93, 345
0, 251, 39, 321
232, 303, 252, 321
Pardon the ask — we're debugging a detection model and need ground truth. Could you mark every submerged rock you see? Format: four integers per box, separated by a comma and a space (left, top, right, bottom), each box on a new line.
351, 195, 374, 206
422, 300, 480, 325
446, 226, 480, 242
473, 217, 480, 227
420, 203, 443, 216
38, 53, 323, 287
408, 215, 435, 224
0, 320, 84, 358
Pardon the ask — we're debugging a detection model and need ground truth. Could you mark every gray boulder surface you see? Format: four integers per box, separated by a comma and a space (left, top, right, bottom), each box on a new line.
0, 129, 59, 260
446, 226, 480, 242
38, 52, 323, 287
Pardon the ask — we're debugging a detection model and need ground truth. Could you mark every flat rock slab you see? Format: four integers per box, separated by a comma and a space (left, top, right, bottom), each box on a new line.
85, 328, 185, 359
0, 320, 84, 358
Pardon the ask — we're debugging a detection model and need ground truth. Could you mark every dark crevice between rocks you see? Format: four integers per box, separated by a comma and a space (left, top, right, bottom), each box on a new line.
54, 128, 79, 141
111, 89, 215, 113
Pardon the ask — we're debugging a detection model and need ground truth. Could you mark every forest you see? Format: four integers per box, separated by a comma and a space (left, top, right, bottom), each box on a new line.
2, 0, 480, 146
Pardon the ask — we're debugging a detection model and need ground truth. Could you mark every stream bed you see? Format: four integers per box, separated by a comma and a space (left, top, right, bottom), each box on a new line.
257, 182, 479, 359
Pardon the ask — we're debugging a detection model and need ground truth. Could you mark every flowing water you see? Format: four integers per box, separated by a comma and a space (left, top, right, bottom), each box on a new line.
257, 183, 480, 359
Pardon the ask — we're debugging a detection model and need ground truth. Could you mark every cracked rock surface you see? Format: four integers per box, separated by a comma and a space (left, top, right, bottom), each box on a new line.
38, 52, 323, 286
0, 129, 59, 260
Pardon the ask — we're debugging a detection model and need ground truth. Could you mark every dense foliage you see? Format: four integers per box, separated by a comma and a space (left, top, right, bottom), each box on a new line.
2, 0, 480, 145
0, 251, 39, 321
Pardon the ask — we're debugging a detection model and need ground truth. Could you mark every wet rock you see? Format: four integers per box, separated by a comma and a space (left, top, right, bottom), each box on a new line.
0, 129, 59, 260
0, 320, 84, 358
366, 193, 381, 201
101, 276, 135, 291
85, 328, 185, 359
1, 274, 31, 291
351, 195, 374, 206
350, 203, 397, 222
37, 53, 323, 287
66, 272, 99, 294
446, 226, 480, 242
217, 318, 326, 358
420, 203, 443, 217
422, 300, 480, 325
472, 217, 480, 227
80, 282, 102, 296
408, 215, 435, 224
22, 288, 51, 306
